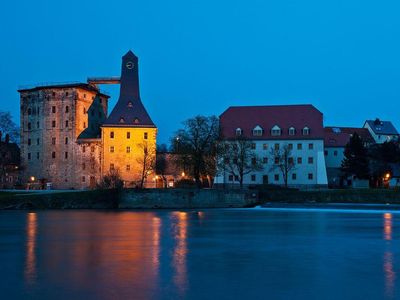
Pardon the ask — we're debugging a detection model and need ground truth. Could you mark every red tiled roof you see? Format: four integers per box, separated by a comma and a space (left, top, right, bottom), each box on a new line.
324, 127, 374, 147
219, 104, 324, 140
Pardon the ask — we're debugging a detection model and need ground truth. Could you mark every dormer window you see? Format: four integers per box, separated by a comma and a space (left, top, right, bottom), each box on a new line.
288, 127, 296, 136
252, 125, 263, 136
271, 125, 281, 136
134, 118, 140, 124
235, 128, 242, 136
119, 117, 125, 123
127, 101, 133, 108
302, 127, 310, 136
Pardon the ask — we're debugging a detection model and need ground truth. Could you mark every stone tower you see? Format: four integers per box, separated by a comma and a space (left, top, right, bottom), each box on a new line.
101, 51, 157, 187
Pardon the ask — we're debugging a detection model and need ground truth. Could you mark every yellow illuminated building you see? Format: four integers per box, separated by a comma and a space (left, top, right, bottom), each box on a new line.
101, 51, 157, 187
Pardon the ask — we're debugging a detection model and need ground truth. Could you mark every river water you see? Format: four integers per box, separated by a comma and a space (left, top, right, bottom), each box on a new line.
0, 208, 399, 300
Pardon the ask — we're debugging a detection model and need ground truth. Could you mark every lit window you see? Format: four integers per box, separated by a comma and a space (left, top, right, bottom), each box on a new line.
302, 127, 310, 136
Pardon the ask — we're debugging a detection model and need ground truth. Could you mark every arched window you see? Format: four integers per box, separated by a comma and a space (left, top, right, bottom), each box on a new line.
271, 125, 281, 136
302, 127, 310, 136
235, 128, 242, 136
252, 125, 263, 136
288, 127, 296, 136
127, 101, 133, 108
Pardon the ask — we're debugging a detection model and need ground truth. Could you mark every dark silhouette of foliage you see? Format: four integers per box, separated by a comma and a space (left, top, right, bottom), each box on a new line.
341, 133, 370, 179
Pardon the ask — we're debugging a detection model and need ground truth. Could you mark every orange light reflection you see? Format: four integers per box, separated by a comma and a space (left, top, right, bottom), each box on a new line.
24, 212, 37, 285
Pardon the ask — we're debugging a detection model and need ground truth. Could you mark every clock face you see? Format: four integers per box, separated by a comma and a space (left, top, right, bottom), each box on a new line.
126, 61, 134, 69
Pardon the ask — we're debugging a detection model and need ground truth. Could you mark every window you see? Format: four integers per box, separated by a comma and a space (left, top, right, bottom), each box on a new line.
52, 120, 56, 128
288, 143, 293, 150
126, 165, 131, 171
308, 173, 313, 180
144, 132, 148, 140
263, 157, 268, 164
65, 120, 69, 128
83, 93, 86, 99
119, 117, 125, 123
52, 92, 56, 97
28, 108, 32, 115
251, 143, 256, 150
83, 107, 87, 114
82, 146, 86, 153
251, 174, 256, 181
263, 143, 268, 150
52, 137, 56, 145
127, 132, 131, 139
324, 150, 328, 156
91, 146, 95, 153
65, 152, 68, 159
83, 122, 86, 128
271, 125, 281, 136
65, 106, 69, 113
288, 127, 296, 136
234, 175, 239, 181
52, 152, 56, 159
126, 146, 131, 153
82, 163, 86, 170
36, 152, 40, 159
308, 143, 314, 150
37, 138, 40, 145
274, 157, 279, 164
302, 127, 310, 136
82, 176, 86, 183
292, 173, 297, 180
274, 174, 279, 181
66, 92, 69, 96
252, 125, 263, 136
274, 143, 279, 150
37, 121, 40, 129
334, 150, 338, 156
28, 139, 31, 146
65, 137, 68, 145
297, 143, 302, 150
28, 153, 31, 160
134, 118, 140, 124
251, 157, 256, 165
308, 157, 314, 164
110, 146, 115, 153
288, 157, 294, 164
236, 128, 242, 136
228, 175, 234, 181
110, 131, 114, 139
110, 164, 115, 171
127, 101, 133, 108
297, 157, 302, 164
28, 122, 32, 130
52, 106, 56, 113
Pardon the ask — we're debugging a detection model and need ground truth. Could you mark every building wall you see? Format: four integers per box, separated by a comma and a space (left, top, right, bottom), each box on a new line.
324, 146, 344, 168
20, 87, 108, 189
215, 139, 328, 187
101, 126, 157, 187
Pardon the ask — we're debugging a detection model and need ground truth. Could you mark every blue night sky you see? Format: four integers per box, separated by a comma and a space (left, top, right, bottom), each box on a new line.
1, 0, 399, 144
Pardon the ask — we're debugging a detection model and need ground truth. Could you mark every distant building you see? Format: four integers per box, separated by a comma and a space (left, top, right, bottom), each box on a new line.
18, 51, 156, 189
324, 127, 374, 187
0, 132, 20, 189
215, 105, 328, 188
155, 152, 187, 188
364, 118, 399, 144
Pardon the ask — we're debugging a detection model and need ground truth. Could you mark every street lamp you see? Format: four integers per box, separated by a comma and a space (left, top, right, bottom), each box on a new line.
30, 176, 35, 182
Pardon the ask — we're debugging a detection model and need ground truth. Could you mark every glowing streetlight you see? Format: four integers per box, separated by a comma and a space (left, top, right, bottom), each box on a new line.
181, 172, 185, 177
30, 176, 35, 182
385, 173, 391, 180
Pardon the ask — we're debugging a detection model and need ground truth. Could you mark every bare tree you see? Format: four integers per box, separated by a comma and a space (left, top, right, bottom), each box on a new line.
137, 141, 156, 188
171, 115, 219, 188
269, 144, 296, 187
98, 169, 124, 190
155, 153, 168, 188
0, 111, 19, 144
218, 137, 263, 188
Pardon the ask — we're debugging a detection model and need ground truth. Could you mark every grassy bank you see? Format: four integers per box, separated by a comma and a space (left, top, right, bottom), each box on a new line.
0, 190, 119, 209
258, 188, 400, 204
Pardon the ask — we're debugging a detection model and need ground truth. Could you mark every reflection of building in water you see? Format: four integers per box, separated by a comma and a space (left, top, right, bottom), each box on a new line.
25, 212, 37, 285
172, 212, 188, 295
383, 213, 395, 298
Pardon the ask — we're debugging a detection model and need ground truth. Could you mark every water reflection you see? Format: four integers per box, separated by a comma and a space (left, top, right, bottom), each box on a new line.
172, 212, 188, 295
24, 212, 37, 285
383, 213, 396, 298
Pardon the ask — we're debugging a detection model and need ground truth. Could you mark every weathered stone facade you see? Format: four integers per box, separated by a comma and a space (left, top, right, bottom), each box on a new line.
19, 84, 109, 189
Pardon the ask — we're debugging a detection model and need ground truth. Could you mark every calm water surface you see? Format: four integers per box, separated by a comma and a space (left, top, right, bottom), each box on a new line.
0, 208, 399, 300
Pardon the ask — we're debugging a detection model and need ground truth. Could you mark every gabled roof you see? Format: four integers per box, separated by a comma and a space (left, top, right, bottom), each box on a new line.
364, 119, 399, 135
219, 104, 324, 140
324, 127, 374, 147
103, 50, 155, 128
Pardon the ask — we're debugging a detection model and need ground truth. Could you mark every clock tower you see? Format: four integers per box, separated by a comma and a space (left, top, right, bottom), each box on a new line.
101, 50, 157, 187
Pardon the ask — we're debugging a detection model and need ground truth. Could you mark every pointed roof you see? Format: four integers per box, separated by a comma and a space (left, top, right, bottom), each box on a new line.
103, 51, 156, 128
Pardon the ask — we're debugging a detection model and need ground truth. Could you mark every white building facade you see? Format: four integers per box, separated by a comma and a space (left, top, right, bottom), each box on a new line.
215, 105, 328, 188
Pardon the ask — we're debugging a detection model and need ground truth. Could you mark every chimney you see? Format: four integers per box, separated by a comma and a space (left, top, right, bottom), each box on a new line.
5, 134, 10, 143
